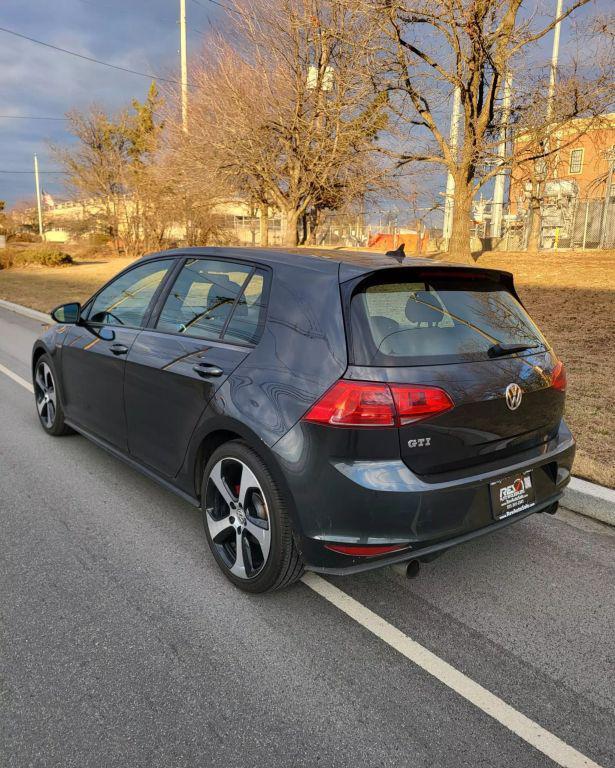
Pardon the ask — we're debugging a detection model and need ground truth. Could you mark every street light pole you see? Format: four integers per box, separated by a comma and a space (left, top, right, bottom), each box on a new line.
33, 154, 44, 240
180, 0, 188, 132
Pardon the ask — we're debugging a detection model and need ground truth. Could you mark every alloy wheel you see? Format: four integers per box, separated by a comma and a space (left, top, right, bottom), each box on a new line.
34, 361, 57, 429
205, 458, 271, 579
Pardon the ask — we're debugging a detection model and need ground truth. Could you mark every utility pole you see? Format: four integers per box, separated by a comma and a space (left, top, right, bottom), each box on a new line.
491, 72, 512, 240
442, 87, 461, 243
546, 0, 563, 124
180, 0, 188, 132
529, 0, 564, 249
545, 0, 564, 179
33, 154, 44, 240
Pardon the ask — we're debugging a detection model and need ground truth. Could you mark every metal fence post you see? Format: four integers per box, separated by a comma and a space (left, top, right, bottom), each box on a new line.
581, 200, 590, 250
599, 155, 615, 249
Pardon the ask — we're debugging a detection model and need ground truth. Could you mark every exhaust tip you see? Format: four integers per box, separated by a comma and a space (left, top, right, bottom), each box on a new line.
406, 559, 420, 579
392, 559, 421, 579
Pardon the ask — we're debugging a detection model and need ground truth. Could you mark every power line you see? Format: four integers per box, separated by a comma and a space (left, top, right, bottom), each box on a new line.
190, 0, 233, 13
0, 115, 67, 121
0, 25, 191, 87
0, 170, 68, 174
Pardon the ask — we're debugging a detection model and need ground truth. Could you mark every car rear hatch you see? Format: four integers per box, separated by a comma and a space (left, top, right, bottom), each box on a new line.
342, 265, 566, 477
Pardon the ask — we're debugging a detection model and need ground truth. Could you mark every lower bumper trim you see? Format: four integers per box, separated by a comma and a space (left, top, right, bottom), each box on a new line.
305, 491, 563, 576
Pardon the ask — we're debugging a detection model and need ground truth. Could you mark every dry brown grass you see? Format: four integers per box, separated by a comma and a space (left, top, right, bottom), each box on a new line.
476, 250, 615, 488
0, 247, 613, 486
0, 256, 135, 313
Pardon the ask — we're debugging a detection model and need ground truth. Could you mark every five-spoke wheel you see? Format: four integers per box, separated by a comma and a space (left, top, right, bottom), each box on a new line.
205, 458, 272, 579
201, 441, 303, 592
34, 360, 57, 429
33, 353, 72, 436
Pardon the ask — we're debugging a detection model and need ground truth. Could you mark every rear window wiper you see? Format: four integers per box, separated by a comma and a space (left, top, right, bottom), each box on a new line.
488, 342, 540, 358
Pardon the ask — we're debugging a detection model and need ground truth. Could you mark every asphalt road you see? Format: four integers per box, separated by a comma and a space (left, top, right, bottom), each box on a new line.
0, 305, 614, 768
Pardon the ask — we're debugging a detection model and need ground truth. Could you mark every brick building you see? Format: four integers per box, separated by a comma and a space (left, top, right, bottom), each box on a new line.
509, 114, 615, 204
508, 114, 615, 248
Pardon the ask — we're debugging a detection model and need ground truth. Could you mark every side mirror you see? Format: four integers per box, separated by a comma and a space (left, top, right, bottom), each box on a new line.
51, 302, 81, 324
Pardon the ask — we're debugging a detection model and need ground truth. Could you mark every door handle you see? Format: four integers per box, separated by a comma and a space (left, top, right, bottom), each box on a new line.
193, 363, 224, 377
109, 343, 129, 356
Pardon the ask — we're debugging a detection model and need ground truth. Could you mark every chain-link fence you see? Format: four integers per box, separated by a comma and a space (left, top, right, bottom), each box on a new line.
214, 211, 433, 251
315, 212, 436, 251
568, 198, 615, 249
493, 190, 615, 251
497, 194, 615, 251
219, 215, 284, 246
314, 213, 369, 247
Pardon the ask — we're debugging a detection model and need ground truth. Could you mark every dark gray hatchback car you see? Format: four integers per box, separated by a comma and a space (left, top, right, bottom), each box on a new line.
32, 247, 574, 592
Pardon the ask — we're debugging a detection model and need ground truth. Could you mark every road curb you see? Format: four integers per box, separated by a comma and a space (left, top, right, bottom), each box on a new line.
1, 297, 614, 527
0, 298, 51, 324
562, 477, 615, 527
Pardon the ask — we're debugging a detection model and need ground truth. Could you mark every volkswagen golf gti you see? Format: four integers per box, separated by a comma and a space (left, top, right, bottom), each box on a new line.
32, 247, 574, 592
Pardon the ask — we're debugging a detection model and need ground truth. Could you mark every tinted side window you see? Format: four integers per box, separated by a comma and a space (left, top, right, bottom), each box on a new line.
223, 272, 267, 345
88, 259, 173, 328
157, 259, 252, 340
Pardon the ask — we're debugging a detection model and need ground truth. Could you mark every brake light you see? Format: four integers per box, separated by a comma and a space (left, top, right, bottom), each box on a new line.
551, 361, 567, 391
390, 384, 454, 425
324, 543, 409, 557
303, 380, 453, 427
303, 380, 395, 426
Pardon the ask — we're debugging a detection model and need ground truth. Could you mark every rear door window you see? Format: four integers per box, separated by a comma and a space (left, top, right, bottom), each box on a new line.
350, 272, 548, 366
222, 272, 267, 345
156, 258, 267, 344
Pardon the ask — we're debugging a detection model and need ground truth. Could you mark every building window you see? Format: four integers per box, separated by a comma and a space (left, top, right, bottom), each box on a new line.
569, 148, 584, 174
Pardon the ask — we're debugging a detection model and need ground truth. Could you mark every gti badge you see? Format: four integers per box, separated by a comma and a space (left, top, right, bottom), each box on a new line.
505, 383, 523, 411
407, 437, 432, 448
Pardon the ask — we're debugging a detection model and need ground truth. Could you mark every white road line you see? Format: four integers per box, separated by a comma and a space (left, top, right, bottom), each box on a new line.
302, 573, 603, 768
0, 362, 33, 393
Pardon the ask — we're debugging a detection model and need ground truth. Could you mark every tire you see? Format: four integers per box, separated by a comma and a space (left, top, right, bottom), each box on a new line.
33, 353, 73, 436
201, 440, 304, 593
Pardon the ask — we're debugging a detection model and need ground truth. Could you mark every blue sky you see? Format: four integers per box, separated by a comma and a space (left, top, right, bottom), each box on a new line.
0, 0, 222, 206
0, 0, 608, 209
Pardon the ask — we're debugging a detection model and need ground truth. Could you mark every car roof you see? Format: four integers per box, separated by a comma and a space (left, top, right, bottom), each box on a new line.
146, 246, 490, 280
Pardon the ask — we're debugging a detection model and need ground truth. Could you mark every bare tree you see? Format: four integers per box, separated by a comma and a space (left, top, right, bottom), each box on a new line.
53, 83, 177, 257
169, 0, 389, 247
371, 0, 613, 260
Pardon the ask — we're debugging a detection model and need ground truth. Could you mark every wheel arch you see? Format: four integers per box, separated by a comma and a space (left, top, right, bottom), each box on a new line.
187, 418, 303, 537
192, 427, 244, 500
31, 342, 49, 374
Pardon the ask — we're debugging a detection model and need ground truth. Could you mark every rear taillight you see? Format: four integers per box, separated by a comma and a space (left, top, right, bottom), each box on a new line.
303, 380, 395, 426
303, 380, 453, 427
390, 384, 454, 425
551, 361, 567, 392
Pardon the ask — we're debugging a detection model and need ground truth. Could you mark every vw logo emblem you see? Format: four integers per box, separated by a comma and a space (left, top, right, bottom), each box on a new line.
505, 383, 523, 411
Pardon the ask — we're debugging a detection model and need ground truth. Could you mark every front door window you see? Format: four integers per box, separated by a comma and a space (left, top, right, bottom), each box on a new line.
86, 259, 173, 328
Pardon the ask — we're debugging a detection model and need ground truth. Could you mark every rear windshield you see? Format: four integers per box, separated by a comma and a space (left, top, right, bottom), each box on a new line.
349, 273, 548, 366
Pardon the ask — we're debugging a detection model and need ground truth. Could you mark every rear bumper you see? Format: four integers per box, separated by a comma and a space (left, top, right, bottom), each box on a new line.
273, 420, 575, 574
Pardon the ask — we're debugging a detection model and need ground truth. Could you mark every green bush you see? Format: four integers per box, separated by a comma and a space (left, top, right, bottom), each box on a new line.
1, 245, 74, 269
